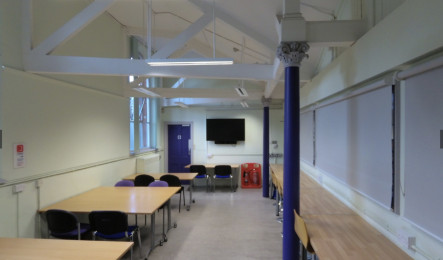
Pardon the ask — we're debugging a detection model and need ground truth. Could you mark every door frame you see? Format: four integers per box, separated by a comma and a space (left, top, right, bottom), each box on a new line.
164, 121, 193, 172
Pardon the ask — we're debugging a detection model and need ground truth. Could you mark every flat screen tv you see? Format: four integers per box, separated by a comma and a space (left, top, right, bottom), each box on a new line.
206, 118, 245, 144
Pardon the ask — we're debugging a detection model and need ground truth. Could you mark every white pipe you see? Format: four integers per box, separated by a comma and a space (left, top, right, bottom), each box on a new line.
396, 55, 443, 80
147, 0, 152, 59
212, 1, 216, 58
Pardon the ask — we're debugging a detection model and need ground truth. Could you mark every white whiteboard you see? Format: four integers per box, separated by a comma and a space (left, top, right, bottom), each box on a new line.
315, 86, 393, 208
300, 110, 314, 165
403, 66, 443, 241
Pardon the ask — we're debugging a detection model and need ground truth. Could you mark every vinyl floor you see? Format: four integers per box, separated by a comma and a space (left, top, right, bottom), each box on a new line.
123, 186, 283, 260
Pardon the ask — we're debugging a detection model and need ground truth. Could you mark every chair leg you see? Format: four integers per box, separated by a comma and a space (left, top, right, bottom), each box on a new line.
77, 224, 81, 240
182, 189, 186, 207
179, 192, 181, 213
162, 206, 166, 242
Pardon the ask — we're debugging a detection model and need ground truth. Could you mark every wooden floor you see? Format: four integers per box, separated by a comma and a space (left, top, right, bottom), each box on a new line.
271, 164, 412, 260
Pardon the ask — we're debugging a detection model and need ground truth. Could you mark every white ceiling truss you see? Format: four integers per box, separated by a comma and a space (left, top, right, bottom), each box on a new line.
22, 0, 368, 108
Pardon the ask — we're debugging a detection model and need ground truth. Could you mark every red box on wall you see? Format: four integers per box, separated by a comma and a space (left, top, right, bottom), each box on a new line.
241, 163, 262, 189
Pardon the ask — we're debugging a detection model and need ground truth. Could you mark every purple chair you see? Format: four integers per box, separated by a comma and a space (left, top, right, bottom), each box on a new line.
114, 180, 134, 187
148, 180, 169, 242
148, 180, 168, 187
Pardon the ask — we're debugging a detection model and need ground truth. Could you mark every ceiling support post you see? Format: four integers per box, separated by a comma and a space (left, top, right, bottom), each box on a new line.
262, 98, 271, 198
277, 41, 309, 260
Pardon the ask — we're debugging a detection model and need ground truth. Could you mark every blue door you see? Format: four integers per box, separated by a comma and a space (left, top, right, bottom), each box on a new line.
168, 124, 191, 172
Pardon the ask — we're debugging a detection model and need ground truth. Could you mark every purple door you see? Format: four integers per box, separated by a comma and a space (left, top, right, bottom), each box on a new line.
168, 124, 191, 172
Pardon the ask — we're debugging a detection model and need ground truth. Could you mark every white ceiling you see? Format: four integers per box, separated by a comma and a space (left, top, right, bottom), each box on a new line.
27, 0, 361, 109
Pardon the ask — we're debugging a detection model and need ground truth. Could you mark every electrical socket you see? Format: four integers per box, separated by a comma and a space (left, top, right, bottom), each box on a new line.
318, 174, 323, 185
397, 229, 415, 250
408, 237, 416, 251
13, 183, 26, 193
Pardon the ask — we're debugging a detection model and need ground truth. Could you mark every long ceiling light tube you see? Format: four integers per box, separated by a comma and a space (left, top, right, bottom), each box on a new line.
147, 58, 233, 66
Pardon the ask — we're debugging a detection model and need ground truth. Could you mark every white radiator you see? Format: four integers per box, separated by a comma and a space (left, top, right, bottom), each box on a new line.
136, 154, 161, 173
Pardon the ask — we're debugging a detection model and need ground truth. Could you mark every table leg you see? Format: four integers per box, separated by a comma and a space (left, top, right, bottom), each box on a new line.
167, 199, 177, 232
39, 213, 48, 238
144, 212, 165, 260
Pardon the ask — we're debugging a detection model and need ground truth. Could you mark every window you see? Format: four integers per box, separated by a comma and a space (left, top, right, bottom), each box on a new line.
129, 97, 152, 153
128, 36, 157, 153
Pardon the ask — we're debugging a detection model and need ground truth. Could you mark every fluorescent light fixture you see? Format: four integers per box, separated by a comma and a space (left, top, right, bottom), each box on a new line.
175, 102, 189, 108
147, 58, 233, 66
235, 87, 248, 97
240, 101, 249, 108
132, 87, 161, 97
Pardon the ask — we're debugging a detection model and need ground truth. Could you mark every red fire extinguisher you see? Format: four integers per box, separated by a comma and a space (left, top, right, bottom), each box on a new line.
251, 168, 258, 185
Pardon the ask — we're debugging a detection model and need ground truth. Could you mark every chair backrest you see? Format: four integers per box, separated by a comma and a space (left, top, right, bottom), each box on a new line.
46, 209, 79, 234
89, 211, 128, 235
148, 180, 169, 187
190, 165, 207, 176
214, 165, 232, 177
160, 174, 181, 187
114, 180, 134, 187
293, 210, 315, 253
134, 174, 155, 186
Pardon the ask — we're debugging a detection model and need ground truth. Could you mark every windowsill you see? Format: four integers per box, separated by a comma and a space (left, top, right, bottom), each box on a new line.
130, 148, 157, 157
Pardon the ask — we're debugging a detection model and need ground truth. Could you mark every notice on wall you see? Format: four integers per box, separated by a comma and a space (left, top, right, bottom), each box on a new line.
13, 143, 25, 168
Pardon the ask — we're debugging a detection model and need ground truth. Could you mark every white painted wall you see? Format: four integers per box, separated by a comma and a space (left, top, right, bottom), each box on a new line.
160, 107, 284, 167
0, 0, 137, 238
300, 0, 443, 259
302, 0, 443, 108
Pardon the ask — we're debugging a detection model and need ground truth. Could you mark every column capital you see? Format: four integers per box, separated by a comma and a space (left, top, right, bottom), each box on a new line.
276, 41, 310, 67
262, 97, 272, 107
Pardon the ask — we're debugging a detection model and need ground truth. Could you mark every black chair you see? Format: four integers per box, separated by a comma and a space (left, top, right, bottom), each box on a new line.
190, 165, 209, 191
46, 209, 90, 240
213, 165, 234, 192
89, 211, 142, 260
134, 174, 155, 186
160, 174, 185, 212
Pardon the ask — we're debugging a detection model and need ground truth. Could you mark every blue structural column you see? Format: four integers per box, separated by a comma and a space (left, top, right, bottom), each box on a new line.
262, 99, 270, 197
277, 42, 310, 260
